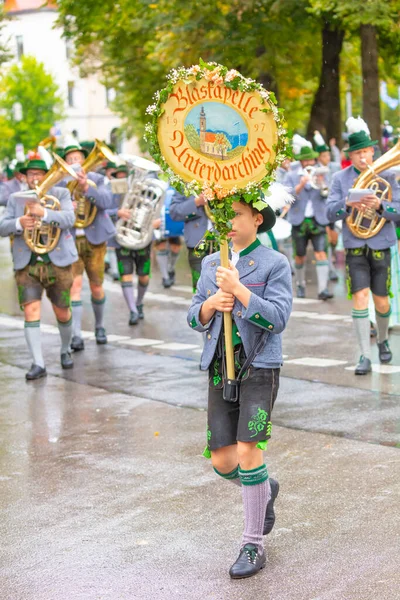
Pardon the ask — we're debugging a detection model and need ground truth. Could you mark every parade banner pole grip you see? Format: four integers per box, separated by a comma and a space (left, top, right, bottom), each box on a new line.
220, 239, 235, 380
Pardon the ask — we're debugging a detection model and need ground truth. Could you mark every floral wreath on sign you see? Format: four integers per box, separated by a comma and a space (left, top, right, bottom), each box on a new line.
144, 59, 292, 237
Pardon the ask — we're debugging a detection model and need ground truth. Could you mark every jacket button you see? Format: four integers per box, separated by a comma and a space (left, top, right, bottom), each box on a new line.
236, 310, 242, 317
268, 325, 273, 330
211, 261, 216, 267
237, 332, 241, 338
207, 334, 211, 340
249, 260, 255, 266
207, 290, 211, 296
255, 314, 260, 319
195, 223, 199, 228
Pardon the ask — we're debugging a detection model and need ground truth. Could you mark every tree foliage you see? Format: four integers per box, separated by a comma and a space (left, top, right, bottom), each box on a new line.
0, 56, 65, 160
56, 0, 400, 149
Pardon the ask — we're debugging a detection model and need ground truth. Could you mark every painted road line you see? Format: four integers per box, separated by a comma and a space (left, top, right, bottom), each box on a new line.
285, 357, 348, 367
292, 298, 322, 305
102, 280, 190, 307
154, 342, 200, 351
290, 310, 348, 321
345, 364, 400, 374
119, 338, 165, 347
171, 285, 194, 294
0, 315, 24, 328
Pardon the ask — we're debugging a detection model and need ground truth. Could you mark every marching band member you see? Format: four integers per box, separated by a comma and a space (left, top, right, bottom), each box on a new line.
0, 162, 27, 206
110, 165, 152, 325
314, 131, 342, 282
0, 159, 77, 380
153, 185, 183, 288
285, 135, 333, 300
188, 194, 292, 579
170, 190, 209, 292
326, 117, 400, 375
63, 144, 115, 350
103, 160, 119, 280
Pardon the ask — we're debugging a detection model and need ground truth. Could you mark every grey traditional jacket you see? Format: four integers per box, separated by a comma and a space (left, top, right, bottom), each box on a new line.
60, 172, 115, 245
169, 190, 208, 248
0, 178, 25, 207
326, 166, 400, 250
285, 169, 329, 226
187, 240, 293, 370
0, 186, 78, 270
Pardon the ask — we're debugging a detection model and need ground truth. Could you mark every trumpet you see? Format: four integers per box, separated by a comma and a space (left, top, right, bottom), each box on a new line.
304, 165, 330, 197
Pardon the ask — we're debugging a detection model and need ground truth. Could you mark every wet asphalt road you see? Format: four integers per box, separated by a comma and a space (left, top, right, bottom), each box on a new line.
0, 236, 399, 599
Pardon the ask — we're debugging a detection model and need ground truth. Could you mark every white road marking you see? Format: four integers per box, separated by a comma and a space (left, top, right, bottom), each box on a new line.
290, 310, 348, 321
171, 285, 194, 294
102, 334, 131, 343
345, 364, 400, 374
285, 357, 348, 367
154, 342, 200, 351
102, 280, 190, 307
0, 315, 24, 328
292, 298, 322, 305
119, 338, 165, 347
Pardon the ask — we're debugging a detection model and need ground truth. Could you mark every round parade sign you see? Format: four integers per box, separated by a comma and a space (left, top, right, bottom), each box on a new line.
145, 61, 290, 209
157, 80, 278, 190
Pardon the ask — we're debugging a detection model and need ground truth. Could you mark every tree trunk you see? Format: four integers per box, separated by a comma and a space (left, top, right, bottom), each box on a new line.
255, 46, 280, 100
360, 24, 381, 147
306, 23, 344, 147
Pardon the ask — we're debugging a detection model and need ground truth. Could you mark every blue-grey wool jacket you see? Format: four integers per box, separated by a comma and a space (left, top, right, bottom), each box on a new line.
187, 240, 293, 370
169, 190, 208, 249
285, 169, 330, 227
59, 172, 116, 245
325, 166, 400, 250
0, 186, 78, 270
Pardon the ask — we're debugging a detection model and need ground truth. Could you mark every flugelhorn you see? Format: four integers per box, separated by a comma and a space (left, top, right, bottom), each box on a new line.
347, 139, 400, 239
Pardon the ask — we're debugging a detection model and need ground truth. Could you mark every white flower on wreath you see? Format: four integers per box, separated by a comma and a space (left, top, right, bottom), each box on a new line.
225, 69, 239, 82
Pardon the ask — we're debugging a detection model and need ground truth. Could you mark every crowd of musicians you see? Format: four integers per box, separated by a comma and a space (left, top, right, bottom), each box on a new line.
0, 115, 399, 380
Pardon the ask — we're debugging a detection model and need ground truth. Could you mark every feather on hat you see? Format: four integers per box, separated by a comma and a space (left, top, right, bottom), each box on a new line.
346, 117, 370, 136
292, 134, 311, 156
345, 116, 377, 152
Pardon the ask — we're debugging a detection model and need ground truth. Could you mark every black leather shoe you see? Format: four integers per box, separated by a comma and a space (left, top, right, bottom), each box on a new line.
263, 478, 279, 535
355, 355, 372, 375
26, 364, 47, 381
71, 336, 84, 352
377, 340, 392, 364
168, 270, 175, 285
162, 277, 173, 288
318, 289, 334, 300
137, 304, 144, 320
129, 311, 139, 326
229, 544, 266, 579
61, 352, 74, 369
296, 284, 306, 298
95, 327, 107, 344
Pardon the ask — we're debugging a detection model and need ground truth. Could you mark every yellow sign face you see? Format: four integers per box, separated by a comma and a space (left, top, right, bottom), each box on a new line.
157, 78, 278, 190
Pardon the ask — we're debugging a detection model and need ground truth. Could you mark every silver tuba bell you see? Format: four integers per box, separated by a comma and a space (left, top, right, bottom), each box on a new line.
114, 156, 168, 250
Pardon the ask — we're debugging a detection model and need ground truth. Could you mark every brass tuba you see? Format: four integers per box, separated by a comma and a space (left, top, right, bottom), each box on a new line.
347, 139, 400, 239
24, 154, 79, 254
68, 139, 120, 229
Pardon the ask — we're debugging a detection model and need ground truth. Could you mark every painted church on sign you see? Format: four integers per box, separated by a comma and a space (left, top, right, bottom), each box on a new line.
199, 106, 226, 158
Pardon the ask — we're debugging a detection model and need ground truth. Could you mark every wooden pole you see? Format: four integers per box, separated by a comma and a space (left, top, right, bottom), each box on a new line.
220, 238, 235, 379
